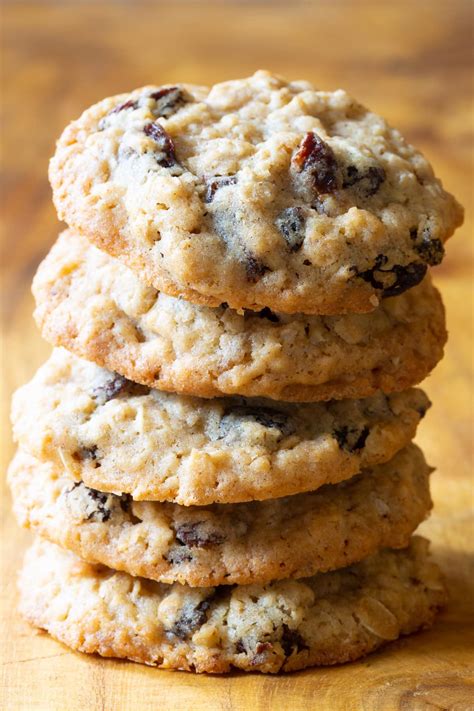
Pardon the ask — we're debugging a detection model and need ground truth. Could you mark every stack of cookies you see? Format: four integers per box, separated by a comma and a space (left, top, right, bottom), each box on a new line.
9, 71, 463, 673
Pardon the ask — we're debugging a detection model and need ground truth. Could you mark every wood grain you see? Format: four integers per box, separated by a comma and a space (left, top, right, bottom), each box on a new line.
1, 2, 473, 709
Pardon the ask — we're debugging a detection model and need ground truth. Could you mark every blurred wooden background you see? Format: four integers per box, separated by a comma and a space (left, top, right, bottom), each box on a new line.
1, 1, 473, 709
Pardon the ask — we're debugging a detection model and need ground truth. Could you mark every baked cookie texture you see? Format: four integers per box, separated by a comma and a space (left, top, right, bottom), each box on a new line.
32, 230, 447, 402
18, 537, 446, 673
11, 348, 430, 505
9, 446, 431, 587
11, 68, 458, 672
49, 70, 463, 315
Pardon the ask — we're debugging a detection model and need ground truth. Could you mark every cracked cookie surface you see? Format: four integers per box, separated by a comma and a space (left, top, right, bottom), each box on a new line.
33, 231, 446, 402
12, 348, 430, 504
9, 445, 432, 586
49, 70, 463, 315
18, 537, 446, 673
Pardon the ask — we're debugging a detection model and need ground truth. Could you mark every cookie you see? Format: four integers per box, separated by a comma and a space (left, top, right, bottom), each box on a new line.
9, 445, 431, 586
32, 230, 446, 402
49, 70, 463, 315
18, 537, 446, 673
11, 348, 430, 505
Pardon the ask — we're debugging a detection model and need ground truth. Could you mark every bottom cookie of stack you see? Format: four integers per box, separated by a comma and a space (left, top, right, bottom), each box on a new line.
19, 537, 445, 673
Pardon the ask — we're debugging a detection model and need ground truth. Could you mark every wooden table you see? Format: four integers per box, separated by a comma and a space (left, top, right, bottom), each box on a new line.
1, 2, 473, 708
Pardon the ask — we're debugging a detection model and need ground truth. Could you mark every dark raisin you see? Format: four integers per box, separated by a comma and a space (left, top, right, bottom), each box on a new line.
416, 403, 429, 418
354, 254, 387, 289
334, 426, 370, 453
204, 175, 237, 203
174, 522, 225, 549
109, 99, 138, 115
249, 307, 279, 323
235, 639, 246, 654
343, 164, 385, 197
92, 374, 149, 405
171, 598, 213, 640
280, 624, 309, 657
291, 132, 340, 198
220, 405, 296, 438
149, 87, 188, 118
344, 165, 359, 186
67, 482, 132, 523
380, 263, 427, 297
411, 227, 445, 266
355, 255, 427, 297
144, 122, 177, 167
275, 206, 306, 252
245, 254, 269, 282
86, 489, 112, 521
119, 494, 133, 513
118, 494, 141, 525
74, 446, 98, 461
67, 482, 113, 522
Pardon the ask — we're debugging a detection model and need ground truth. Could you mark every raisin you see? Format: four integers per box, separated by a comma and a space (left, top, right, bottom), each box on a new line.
119, 494, 133, 513
149, 87, 188, 118
220, 405, 296, 437
280, 625, 309, 657
109, 99, 138, 115
275, 206, 306, 252
74, 446, 98, 461
344, 165, 359, 186
245, 254, 269, 282
92, 374, 149, 405
416, 403, 429, 418
251, 307, 280, 323
174, 522, 225, 549
355, 254, 387, 289
66, 483, 132, 523
171, 598, 213, 640
67, 483, 112, 522
381, 263, 427, 297
235, 639, 246, 653
343, 164, 385, 197
143, 122, 177, 167
410, 227, 445, 266
292, 132, 340, 198
355, 255, 427, 297
204, 175, 237, 203
334, 426, 370, 453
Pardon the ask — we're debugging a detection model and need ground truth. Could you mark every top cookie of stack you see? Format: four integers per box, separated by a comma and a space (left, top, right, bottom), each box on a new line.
49, 70, 463, 316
